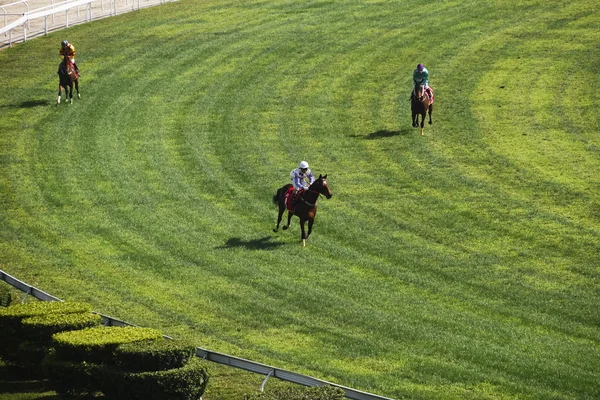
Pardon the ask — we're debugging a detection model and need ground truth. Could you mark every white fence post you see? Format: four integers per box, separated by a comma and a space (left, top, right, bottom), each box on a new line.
1, 0, 177, 48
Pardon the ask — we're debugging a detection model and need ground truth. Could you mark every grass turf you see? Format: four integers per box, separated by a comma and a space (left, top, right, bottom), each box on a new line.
1, 0, 599, 399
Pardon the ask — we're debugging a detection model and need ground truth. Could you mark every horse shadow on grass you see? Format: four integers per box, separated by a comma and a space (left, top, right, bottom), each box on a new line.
216, 236, 285, 250
0, 99, 51, 109
350, 129, 411, 140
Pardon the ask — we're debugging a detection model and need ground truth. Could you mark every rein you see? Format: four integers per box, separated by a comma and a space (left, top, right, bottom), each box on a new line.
300, 187, 324, 207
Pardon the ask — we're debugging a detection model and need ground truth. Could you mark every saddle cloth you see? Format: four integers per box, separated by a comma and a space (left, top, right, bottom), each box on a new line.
426, 87, 434, 104
284, 187, 302, 212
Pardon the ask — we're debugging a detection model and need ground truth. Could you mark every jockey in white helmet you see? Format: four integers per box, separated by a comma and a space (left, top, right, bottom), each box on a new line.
289, 161, 315, 206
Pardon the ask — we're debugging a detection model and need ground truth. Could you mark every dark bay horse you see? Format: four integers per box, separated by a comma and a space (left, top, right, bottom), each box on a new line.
57, 58, 80, 105
273, 174, 332, 246
411, 84, 433, 136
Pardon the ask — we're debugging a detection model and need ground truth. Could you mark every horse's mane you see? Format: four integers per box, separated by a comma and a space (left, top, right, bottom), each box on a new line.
58, 61, 69, 75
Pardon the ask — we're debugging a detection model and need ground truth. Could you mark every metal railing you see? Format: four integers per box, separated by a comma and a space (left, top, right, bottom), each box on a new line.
1, 0, 173, 48
0, 269, 394, 400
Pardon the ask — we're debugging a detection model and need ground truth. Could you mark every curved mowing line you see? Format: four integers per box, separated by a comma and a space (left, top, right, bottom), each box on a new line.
2, 1, 600, 399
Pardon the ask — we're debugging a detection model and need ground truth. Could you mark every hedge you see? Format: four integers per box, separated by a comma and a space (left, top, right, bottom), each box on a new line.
0, 283, 12, 307
0, 301, 93, 366
245, 386, 346, 400
112, 338, 197, 372
21, 312, 103, 342
43, 352, 104, 397
0, 301, 92, 321
100, 356, 209, 400
52, 326, 164, 363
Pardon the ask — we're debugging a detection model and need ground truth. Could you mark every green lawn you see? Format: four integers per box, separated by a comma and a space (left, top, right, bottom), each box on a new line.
1, 0, 599, 399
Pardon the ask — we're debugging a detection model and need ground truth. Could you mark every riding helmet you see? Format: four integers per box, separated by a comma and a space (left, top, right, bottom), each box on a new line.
417, 63, 424, 71
61, 40, 69, 47
299, 161, 309, 169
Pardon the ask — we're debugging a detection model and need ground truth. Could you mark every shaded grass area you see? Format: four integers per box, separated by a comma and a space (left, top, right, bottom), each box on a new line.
0, 358, 294, 400
1, 0, 599, 399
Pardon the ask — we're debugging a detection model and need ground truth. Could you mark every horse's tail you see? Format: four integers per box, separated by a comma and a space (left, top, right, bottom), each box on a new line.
273, 189, 280, 205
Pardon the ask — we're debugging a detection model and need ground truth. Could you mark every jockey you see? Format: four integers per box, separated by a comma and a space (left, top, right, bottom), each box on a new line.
59, 40, 80, 77
289, 161, 315, 206
413, 63, 430, 100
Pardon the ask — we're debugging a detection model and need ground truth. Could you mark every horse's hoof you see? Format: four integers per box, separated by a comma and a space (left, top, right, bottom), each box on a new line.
283, 226, 288, 230
302, 239, 306, 247
78, 94, 81, 99
272, 228, 278, 233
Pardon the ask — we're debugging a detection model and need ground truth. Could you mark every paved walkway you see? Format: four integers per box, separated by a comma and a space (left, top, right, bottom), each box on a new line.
1, 0, 174, 49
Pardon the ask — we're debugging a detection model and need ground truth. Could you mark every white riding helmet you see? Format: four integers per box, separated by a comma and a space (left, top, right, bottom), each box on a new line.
299, 161, 309, 169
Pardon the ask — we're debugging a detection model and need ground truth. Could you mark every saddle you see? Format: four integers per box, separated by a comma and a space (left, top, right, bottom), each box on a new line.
284, 187, 304, 212
425, 87, 434, 103
411, 87, 434, 104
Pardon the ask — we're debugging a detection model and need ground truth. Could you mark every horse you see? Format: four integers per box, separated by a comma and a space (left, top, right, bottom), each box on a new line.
57, 57, 80, 105
272, 174, 332, 246
411, 84, 433, 135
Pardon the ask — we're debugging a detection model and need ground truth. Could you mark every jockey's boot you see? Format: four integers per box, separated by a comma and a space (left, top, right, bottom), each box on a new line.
290, 194, 297, 209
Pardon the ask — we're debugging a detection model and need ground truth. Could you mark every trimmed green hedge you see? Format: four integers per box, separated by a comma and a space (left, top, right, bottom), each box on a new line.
52, 326, 164, 363
0, 301, 92, 321
21, 312, 103, 342
43, 352, 103, 397
45, 347, 208, 399
0, 301, 94, 366
100, 356, 209, 400
246, 386, 346, 400
113, 338, 197, 372
0, 283, 12, 307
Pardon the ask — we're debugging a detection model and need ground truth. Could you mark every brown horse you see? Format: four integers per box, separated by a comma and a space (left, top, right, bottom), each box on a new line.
411, 84, 433, 135
272, 174, 332, 246
57, 57, 80, 105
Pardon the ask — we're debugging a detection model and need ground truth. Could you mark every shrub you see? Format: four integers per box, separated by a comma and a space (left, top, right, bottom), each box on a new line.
0, 301, 92, 364
113, 338, 197, 372
52, 326, 164, 364
0, 301, 92, 322
245, 385, 346, 400
100, 356, 209, 400
21, 312, 103, 343
43, 351, 103, 397
0, 283, 12, 307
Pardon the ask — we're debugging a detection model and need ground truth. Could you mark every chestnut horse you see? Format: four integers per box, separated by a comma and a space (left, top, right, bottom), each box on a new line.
272, 174, 332, 246
411, 84, 433, 135
57, 57, 80, 105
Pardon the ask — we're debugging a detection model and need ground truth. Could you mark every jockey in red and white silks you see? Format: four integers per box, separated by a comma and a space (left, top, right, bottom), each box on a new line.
290, 161, 315, 195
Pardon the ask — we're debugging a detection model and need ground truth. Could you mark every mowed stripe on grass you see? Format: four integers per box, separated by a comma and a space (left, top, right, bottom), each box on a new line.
1, 0, 599, 399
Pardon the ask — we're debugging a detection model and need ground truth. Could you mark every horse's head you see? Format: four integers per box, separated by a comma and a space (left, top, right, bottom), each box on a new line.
309, 174, 332, 199
416, 84, 425, 101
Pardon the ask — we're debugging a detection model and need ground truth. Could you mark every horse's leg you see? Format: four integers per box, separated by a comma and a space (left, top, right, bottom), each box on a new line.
306, 217, 314, 241
299, 218, 307, 246
283, 211, 293, 230
412, 108, 419, 128
75, 79, 80, 99
69, 83, 73, 104
420, 111, 425, 136
57, 84, 62, 105
428, 104, 433, 125
273, 202, 285, 232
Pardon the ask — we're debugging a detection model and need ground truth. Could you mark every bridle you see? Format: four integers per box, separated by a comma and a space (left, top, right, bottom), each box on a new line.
300, 181, 329, 207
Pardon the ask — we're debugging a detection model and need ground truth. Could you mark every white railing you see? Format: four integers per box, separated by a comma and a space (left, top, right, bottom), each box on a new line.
1, 0, 172, 48
0, 269, 395, 400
